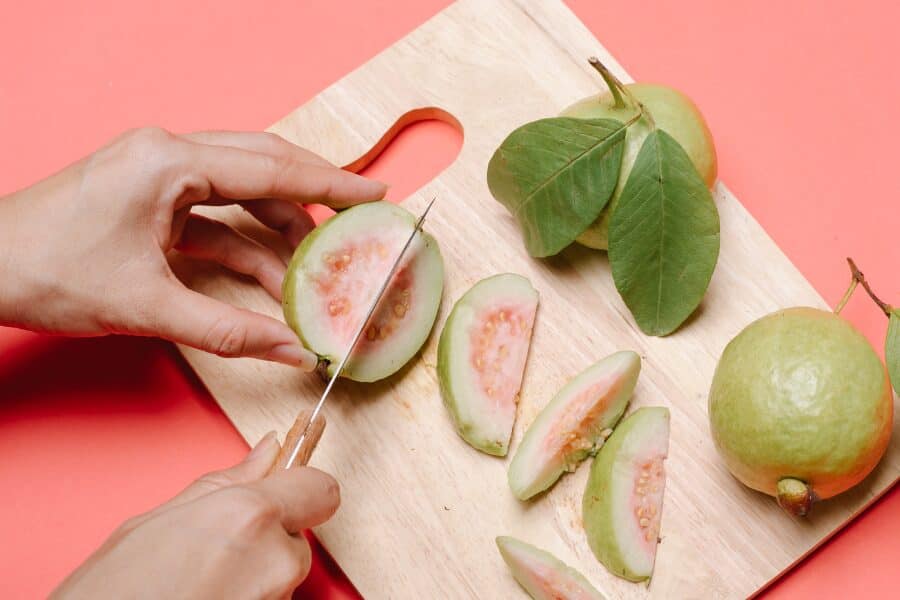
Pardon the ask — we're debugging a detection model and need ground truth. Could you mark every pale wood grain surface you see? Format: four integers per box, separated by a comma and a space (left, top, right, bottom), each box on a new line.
175, 1, 900, 597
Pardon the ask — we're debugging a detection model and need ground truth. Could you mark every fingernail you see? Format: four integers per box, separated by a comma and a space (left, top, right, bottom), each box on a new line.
248, 430, 278, 460
267, 342, 318, 371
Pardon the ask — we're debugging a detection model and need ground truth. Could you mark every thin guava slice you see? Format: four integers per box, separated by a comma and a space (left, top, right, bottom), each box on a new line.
583, 406, 669, 582
508, 351, 641, 500
437, 274, 538, 456
496, 536, 606, 600
282, 201, 444, 382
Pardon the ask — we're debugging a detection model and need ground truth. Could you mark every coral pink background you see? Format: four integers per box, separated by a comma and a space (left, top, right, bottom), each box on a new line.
2, 1, 898, 597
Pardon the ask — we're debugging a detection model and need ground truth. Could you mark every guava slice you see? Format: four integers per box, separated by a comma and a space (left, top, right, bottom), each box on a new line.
437, 274, 538, 456
508, 351, 641, 500
496, 536, 606, 600
282, 201, 444, 382
583, 406, 669, 582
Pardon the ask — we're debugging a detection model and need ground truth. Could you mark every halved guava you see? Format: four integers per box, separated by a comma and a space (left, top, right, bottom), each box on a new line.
508, 351, 641, 500
437, 274, 538, 456
583, 407, 670, 582
496, 536, 606, 600
282, 201, 444, 382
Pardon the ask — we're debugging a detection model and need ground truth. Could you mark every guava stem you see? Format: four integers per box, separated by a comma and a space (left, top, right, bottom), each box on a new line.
776, 478, 815, 517
587, 56, 656, 130
588, 56, 626, 109
847, 257, 892, 317
834, 277, 858, 315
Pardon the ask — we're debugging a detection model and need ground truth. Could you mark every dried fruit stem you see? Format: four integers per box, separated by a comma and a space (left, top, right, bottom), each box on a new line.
833, 277, 858, 315
847, 258, 892, 317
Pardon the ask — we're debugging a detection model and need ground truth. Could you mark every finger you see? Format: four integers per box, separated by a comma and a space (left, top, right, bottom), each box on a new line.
178, 142, 386, 210
163, 431, 281, 510
152, 281, 317, 370
250, 466, 341, 533
270, 534, 312, 596
181, 130, 334, 168
121, 431, 281, 529
175, 214, 286, 300
239, 199, 316, 247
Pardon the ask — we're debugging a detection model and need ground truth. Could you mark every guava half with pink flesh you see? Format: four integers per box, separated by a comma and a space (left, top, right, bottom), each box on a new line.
282, 201, 444, 382
583, 406, 669, 582
496, 536, 606, 600
437, 274, 538, 456
508, 351, 640, 500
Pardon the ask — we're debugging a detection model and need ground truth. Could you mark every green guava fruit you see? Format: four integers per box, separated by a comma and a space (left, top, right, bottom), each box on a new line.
508, 351, 641, 500
583, 407, 670, 582
496, 536, 605, 600
561, 83, 717, 250
708, 307, 893, 516
438, 274, 538, 456
282, 201, 444, 382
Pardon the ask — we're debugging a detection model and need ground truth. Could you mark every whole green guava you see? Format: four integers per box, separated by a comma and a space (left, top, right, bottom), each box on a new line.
708, 307, 893, 516
561, 83, 717, 250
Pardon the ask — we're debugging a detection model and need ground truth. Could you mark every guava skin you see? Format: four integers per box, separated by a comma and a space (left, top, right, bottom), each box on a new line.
708, 307, 893, 503
560, 83, 717, 250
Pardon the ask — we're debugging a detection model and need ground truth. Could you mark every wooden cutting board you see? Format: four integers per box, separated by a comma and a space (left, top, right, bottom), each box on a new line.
176, 0, 900, 597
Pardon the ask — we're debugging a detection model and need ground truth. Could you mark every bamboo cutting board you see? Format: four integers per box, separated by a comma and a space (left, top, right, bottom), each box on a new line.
176, 0, 900, 597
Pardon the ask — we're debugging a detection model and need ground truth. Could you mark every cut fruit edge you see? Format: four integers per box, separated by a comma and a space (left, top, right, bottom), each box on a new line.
438, 273, 539, 455
496, 536, 606, 600
508, 351, 641, 500
583, 406, 670, 582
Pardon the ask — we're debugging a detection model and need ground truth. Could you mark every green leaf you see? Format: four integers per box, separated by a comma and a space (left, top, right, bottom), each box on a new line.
887, 311, 900, 396
487, 117, 626, 257
608, 129, 720, 336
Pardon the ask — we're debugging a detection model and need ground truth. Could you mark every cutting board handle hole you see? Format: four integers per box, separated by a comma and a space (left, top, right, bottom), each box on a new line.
307, 108, 462, 223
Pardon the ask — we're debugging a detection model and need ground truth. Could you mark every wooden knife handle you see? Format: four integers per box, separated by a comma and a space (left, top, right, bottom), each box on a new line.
268, 408, 326, 474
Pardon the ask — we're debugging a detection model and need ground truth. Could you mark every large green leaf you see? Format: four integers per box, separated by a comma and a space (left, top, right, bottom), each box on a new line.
887, 311, 900, 396
487, 117, 626, 257
608, 129, 720, 336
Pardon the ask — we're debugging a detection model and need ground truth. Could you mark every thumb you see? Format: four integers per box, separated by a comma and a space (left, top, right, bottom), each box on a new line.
154, 282, 318, 370
164, 431, 281, 510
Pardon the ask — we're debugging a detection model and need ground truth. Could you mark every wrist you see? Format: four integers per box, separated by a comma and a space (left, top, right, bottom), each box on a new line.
0, 191, 27, 326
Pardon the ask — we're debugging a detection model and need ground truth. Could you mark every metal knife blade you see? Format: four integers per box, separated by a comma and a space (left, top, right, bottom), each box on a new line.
281, 198, 437, 469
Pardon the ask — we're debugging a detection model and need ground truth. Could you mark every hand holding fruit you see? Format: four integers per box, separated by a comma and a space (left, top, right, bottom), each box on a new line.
51, 433, 340, 599
0, 127, 386, 367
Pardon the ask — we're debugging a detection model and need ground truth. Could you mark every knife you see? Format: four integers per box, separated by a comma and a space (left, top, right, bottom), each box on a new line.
270, 198, 437, 472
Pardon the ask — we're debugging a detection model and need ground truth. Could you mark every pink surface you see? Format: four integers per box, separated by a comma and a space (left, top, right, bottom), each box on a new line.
1, 1, 898, 597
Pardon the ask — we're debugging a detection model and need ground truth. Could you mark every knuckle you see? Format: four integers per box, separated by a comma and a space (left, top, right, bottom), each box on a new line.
194, 469, 238, 492
220, 487, 278, 534
202, 316, 249, 357
259, 131, 287, 153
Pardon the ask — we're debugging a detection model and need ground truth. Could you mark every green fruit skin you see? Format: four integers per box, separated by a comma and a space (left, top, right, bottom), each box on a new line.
496, 536, 606, 600
437, 274, 535, 456
583, 407, 669, 583
708, 307, 893, 501
561, 83, 717, 250
282, 201, 443, 382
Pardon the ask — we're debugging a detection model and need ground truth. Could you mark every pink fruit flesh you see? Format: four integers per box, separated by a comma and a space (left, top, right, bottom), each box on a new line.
631, 452, 665, 547
542, 377, 625, 460
469, 304, 536, 413
313, 235, 414, 353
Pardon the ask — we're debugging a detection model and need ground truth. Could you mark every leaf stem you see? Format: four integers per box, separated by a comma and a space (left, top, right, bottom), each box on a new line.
846, 257, 893, 317
588, 57, 626, 109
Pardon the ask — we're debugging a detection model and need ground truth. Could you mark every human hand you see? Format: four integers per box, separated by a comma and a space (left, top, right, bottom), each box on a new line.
0, 128, 386, 368
51, 432, 339, 600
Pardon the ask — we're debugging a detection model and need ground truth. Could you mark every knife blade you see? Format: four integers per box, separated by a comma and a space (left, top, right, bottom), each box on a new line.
276, 198, 437, 470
